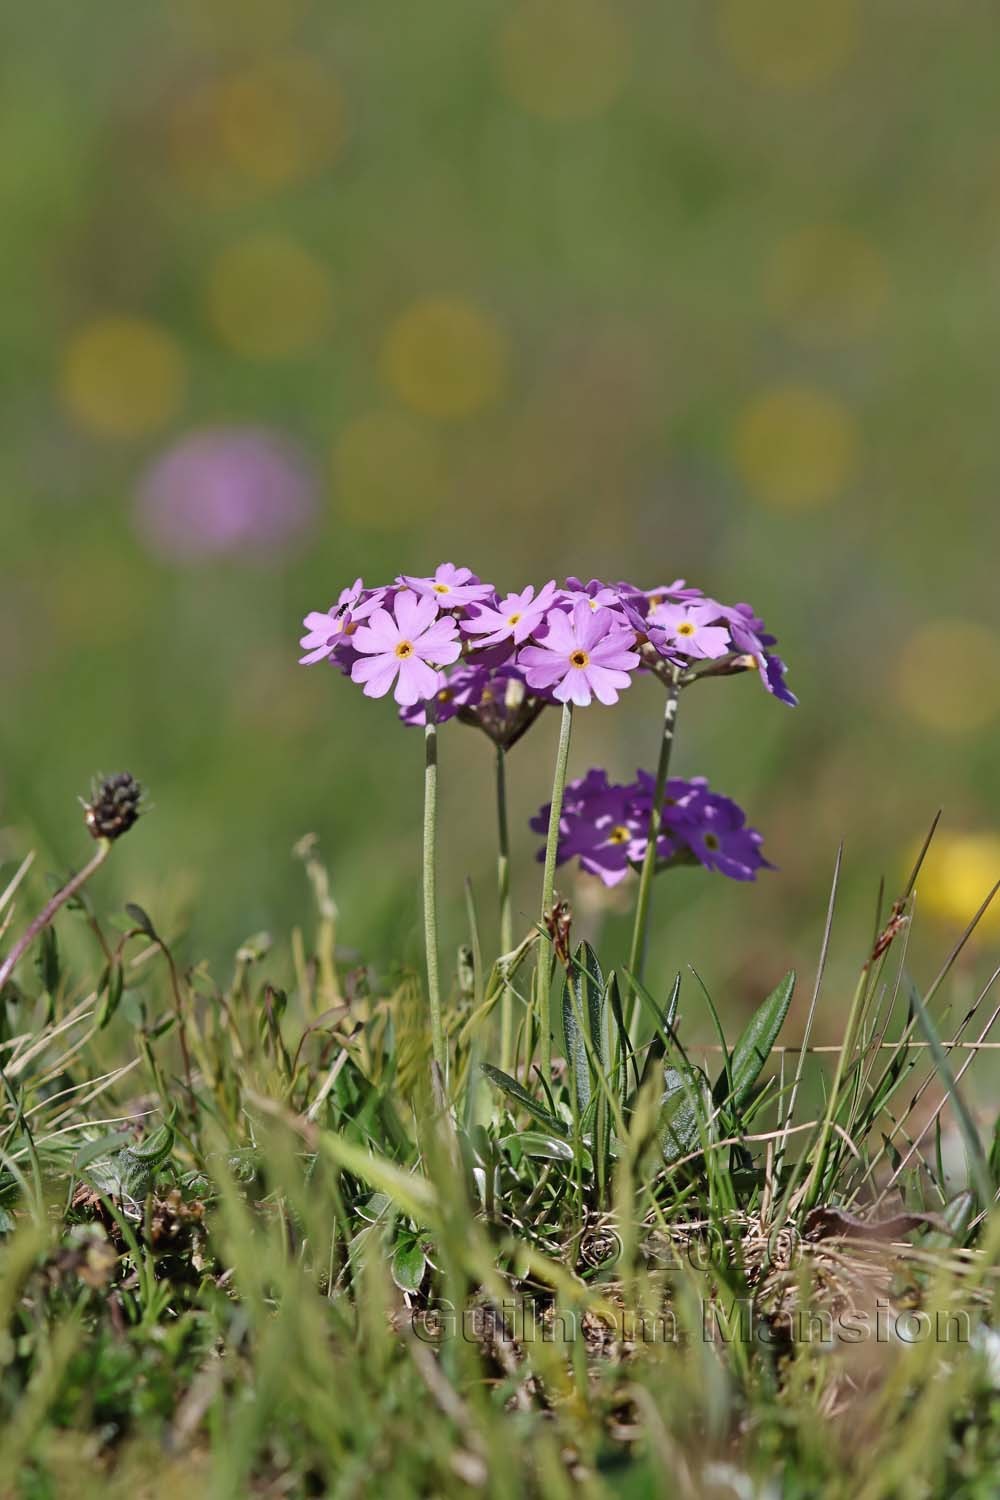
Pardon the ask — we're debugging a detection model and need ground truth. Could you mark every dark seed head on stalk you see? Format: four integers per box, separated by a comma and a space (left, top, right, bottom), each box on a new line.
82, 772, 144, 842
544, 898, 573, 969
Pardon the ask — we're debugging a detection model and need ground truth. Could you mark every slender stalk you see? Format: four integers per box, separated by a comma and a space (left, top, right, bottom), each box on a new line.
626, 674, 680, 1036
537, 702, 574, 1080
495, 744, 515, 1073
423, 712, 446, 1075
0, 842, 111, 994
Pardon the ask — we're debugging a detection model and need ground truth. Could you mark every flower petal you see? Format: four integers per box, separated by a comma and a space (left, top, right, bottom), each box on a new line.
351, 653, 399, 699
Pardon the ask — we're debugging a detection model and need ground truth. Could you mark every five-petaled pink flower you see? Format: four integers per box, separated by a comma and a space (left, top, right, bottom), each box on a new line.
518, 601, 640, 707
399, 563, 494, 607
649, 602, 731, 660
350, 592, 461, 705
462, 581, 558, 648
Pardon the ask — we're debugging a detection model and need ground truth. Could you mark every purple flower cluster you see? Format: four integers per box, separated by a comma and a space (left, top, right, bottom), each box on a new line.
299, 567, 797, 720
531, 770, 771, 887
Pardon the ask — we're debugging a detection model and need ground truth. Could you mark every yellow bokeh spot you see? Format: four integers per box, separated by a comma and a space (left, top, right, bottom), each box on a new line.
896, 621, 1000, 733
718, 0, 858, 90
169, 58, 345, 198
912, 833, 1000, 934
382, 299, 509, 420
732, 385, 857, 508
60, 317, 186, 439
217, 58, 344, 187
766, 226, 889, 345
498, 0, 631, 120
334, 411, 444, 529
205, 234, 332, 358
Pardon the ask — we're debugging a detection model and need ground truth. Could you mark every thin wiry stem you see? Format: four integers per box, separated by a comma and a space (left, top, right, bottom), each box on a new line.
537, 702, 574, 1081
423, 712, 445, 1075
495, 744, 515, 1073
0, 842, 111, 994
626, 673, 680, 1037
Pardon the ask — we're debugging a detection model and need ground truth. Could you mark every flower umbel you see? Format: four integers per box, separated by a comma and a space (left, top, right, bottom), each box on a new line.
532, 770, 771, 887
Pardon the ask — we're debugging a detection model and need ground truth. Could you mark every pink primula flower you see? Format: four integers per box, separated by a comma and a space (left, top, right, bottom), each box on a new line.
349, 591, 461, 706
518, 601, 639, 707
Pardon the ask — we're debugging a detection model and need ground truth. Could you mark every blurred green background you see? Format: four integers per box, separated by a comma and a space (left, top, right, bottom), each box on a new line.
2, 0, 998, 1034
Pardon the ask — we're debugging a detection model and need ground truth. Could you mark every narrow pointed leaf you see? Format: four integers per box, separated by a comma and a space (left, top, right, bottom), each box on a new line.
500, 1131, 574, 1162
715, 970, 795, 1112
481, 1064, 567, 1136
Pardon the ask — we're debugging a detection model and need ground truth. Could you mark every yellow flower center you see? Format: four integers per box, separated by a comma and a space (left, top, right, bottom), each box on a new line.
703, 833, 720, 850
481, 688, 494, 702
608, 825, 630, 845
437, 688, 452, 702
395, 640, 415, 659
569, 649, 590, 668
433, 582, 451, 594
508, 611, 522, 625
676, 621, 696, 637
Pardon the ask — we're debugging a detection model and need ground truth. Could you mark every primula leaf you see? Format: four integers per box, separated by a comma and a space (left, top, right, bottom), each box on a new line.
562, 982, 589, 1117
481, 1064, 567, 1136
391, 1238, 427, 1294
562, 943, 607, 1118
500, 1131, 574, 1162
714, 970, 795, 1113
660, 1062, 712, 1166
578, 943, 606, 1069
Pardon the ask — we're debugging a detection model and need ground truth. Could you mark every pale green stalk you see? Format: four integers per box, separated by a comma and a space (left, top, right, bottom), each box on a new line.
536, 702, 574, 1080
495, 744, 515, 1073
626, 674, 680, 1037
423, 713, 445, 1074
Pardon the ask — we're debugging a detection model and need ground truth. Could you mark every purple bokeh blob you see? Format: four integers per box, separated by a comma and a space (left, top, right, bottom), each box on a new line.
136, 426, 317, 562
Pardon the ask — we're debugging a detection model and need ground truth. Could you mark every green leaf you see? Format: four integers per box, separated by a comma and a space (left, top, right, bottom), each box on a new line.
500, 1131, 574, 1162
634, 973, 682, 1102
561, 943, 606, 1118
97, 961, 125, 1029
357, 1191, 393, 1224
715, 970, 795, 1113
391, 1238, 427, 1294
36, 925, 60, 995
578, 943, 606, 1068
72, 1131, 135, 1174
562, 979, 589, 1117
127, 1117, 175, 1164
125, 902, 160, 941
660, 1063, 712, 1165
481, 1064, 567, 1135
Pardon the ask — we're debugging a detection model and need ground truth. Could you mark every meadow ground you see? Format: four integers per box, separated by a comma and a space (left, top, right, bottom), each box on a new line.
2, 766, 999, 1499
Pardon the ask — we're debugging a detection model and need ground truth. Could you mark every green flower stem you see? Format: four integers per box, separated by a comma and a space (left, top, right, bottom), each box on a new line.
626, 673, 680, 1037
0, 841, 111, 994
537, 701, 574, 1081
423, 712, 445, 1075
495, 744, 515, 1073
